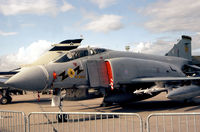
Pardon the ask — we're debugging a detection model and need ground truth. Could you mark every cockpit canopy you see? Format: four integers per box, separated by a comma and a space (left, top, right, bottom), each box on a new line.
55, 47, 107, 63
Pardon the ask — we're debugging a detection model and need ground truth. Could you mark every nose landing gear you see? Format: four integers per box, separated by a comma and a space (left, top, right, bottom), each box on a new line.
0, 89, 12, 105
51, 88, 69, 123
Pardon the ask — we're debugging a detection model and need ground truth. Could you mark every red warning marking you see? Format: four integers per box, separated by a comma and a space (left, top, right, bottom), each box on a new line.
105, 61, 114, 90
53, 72, 57, 79
73, 62, 77, 66
110, 79, 114, 90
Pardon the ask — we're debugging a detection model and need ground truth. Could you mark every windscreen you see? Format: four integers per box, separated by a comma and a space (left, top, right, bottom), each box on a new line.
55, 48, 107, 63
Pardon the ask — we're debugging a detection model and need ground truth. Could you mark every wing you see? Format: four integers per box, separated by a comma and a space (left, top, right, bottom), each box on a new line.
0, 71, 17, 87
132, 76, 200, 83
0, 78, 9, 87
132, 76, 200, 96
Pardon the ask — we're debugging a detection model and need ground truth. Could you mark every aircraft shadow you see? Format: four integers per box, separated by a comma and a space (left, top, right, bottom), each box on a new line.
64, 95, 103, 101
112, 100, 200, 113
11, 98, 51, 104
80, 100, 200, 113
9, 97, 200, 112
185, 105, 200, 111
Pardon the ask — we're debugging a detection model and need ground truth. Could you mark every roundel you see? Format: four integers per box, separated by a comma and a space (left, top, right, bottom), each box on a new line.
68, 68, 75, 78
185, 45, 189, 53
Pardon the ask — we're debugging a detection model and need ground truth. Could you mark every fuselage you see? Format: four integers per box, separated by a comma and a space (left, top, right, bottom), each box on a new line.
45, 48, 189, 90
5, 47, 190, 91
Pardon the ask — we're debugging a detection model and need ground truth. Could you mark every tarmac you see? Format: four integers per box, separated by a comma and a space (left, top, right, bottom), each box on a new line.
1, 92, 200, 119
1, 92, 200, 132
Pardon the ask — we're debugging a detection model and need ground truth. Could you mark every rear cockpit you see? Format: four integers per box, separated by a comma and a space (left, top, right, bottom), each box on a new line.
55, 47, 107, 63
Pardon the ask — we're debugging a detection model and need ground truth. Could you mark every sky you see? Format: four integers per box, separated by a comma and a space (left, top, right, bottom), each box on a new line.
0, 0, 200, 71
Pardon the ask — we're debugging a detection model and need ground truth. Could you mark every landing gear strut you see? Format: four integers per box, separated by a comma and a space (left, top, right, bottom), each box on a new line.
100, 88, 113, 107
51, 88, 69, 122
0, 89, 12, 105
100, 101, 113, 107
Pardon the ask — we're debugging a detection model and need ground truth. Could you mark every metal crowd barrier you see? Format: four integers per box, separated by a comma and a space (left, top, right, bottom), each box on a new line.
2, 110, 200, 132
0, 110, 26, 132
146, 113, 200, 132
28, 112, 143, 132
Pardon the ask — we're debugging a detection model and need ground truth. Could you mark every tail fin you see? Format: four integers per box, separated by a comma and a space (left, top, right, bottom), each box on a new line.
165, 35, 192, 60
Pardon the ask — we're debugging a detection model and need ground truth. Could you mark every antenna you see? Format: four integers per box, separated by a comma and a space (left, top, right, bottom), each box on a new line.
80, 35, 84, 39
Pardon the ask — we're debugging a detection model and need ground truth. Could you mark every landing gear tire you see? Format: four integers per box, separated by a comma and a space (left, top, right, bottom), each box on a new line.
0, 95, 12, 105
1, 97, 9, 105
56, 114, 69, 122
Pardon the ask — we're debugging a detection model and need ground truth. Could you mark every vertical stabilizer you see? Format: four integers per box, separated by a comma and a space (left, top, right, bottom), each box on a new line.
165, 35, 192, 60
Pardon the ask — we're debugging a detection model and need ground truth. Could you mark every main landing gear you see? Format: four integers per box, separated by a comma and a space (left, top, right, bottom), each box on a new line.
51, 88, 69, 122
0, 89, 12, 105
100, 101, 113, 107
100, 88, 114, 107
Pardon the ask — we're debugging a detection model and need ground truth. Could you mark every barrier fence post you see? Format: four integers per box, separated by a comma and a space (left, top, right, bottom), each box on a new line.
3, 110, 200, 132
27, 112, 143, 132
146, 113, 200, 132
0, 110, 26, 132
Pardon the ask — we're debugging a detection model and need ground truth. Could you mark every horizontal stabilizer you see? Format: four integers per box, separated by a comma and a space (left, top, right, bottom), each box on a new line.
50, 39, 83, 51
132, 76, 200, 83
59, 39, 83, 44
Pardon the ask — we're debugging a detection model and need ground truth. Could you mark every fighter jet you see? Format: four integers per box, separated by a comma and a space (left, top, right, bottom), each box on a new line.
2, 35, 200, 121
0, 39, 82, 104
2, 35, 200, 109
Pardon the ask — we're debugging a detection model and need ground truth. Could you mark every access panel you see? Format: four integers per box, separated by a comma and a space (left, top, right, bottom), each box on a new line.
86, 60, 109, 88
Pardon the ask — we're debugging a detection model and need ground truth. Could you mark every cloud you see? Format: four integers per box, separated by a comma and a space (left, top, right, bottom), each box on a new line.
140, 0, 200, 32
132, 39, 173, 55
0, 40, 52, 71
190, 33, 200, 55
60, 0, 74, 12
84, 14, 123, 33
80, 9, 98, 21
132, 34, 200, 56
89, 0, 117, 8
0, 30, 17, 36
20, 23, 35, 28
0, 0, 74, 16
